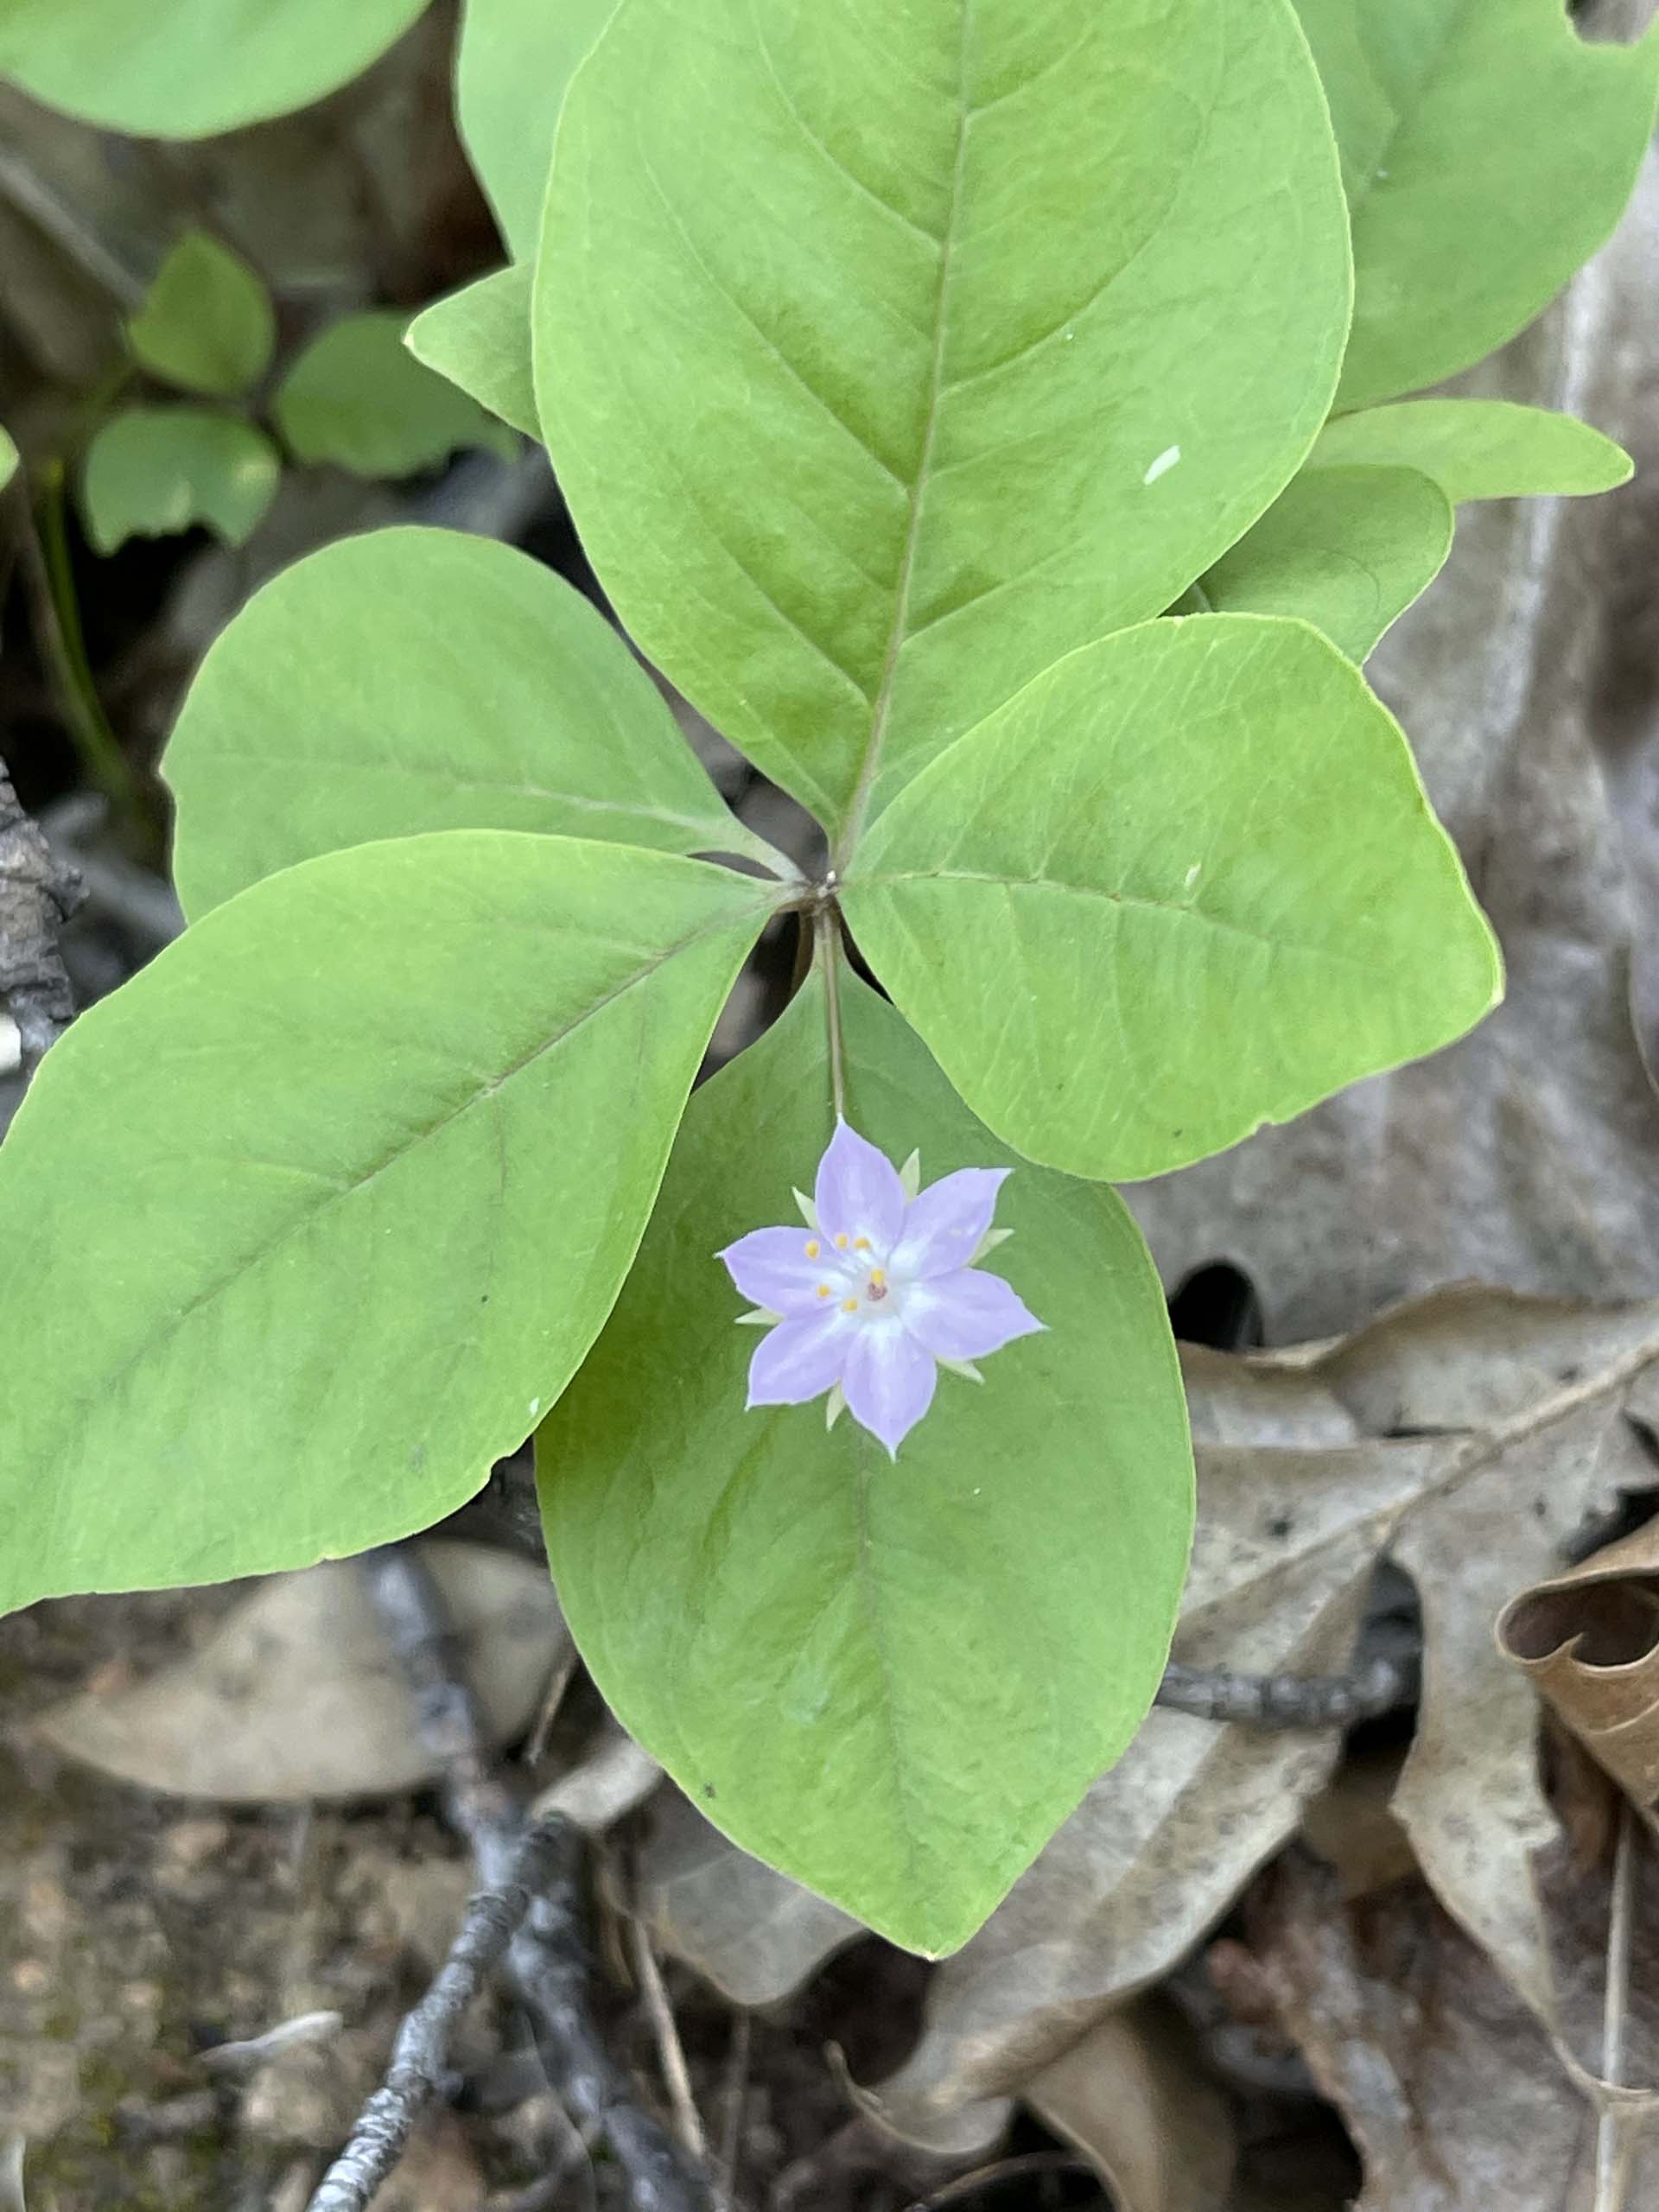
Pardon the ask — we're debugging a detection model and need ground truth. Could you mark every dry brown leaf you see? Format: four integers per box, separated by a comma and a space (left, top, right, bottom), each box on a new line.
531, 1714, 663, 1834
866, 1288, 1659, 2145
33, 1542, 569, 1802
1025, 1998, 1236, 2212
1243, 1847, 1659, 2212
1125, 139, 1659, 1343
639, 1788, 862, 2008
1499, 1522, 1659, 1818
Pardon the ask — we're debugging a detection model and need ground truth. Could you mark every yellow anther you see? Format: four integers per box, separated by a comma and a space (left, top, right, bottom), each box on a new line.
869, 1268, 887, 1289
854, 1236, 872, 1250
804, 1239, 821, 1259
816, 1284, 831, 1299
841, 1297, 859, 1313
835, 1233, 849, 1249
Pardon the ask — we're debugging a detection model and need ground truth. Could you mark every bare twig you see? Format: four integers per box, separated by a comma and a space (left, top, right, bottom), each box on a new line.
357, 1545, 714, 2212
627, 1913, 708, 2164
309, 1825, 564, 2212
1592, 1802, 1642, 2212
202, 2010, 344, 2076
714, 2011, 749, 2211
1154, 1650, 1418, 1730
0, 761, 83, 1073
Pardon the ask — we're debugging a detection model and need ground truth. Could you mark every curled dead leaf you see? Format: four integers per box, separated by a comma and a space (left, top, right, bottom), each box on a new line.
1499, 1521, 1659, 1819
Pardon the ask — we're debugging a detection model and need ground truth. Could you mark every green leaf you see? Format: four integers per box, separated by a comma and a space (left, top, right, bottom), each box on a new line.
0, 830, 774, 1621
1293, 0, 1659, 410
274, 311, 518, 478
541, 967, 1192, 1956
126, 232, 275, 399
1313, 397, 1634, 505
1194, 464, 1452, 664
0, 0, 429, 137
405, 267, 537, 440
79, 407, 280, 554
536, 0, 1352, 845
0, 426, 16, 492
842, 615, 1502, 1184
168, 527, 778, 918
455, 0, 619, 257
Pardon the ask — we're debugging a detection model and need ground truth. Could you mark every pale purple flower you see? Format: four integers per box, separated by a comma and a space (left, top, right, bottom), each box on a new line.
718, 1120, 1045, 1457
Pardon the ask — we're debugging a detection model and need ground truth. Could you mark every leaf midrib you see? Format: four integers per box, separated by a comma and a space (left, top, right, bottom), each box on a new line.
834, 0, 976, 865
853, 865, 1415, 979
48, 890, 772, 1458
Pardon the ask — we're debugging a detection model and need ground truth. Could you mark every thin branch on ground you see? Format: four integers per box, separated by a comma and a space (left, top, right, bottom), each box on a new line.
308, 1824, 564, 2212
1154, 1650, 1418, 1730
626, 1910, 709, 2164
356, 1543, 715, 2212
0, 761, 84, 1073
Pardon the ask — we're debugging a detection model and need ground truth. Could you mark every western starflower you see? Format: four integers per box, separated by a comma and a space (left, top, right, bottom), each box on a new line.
718, 1120, 1044, 1456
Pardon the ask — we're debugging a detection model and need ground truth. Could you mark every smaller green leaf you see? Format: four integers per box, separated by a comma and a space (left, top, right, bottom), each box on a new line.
455, 0, 619, 257
405, 267, 536, 440
126, 232, 275, 398
168, 527, 779, 918
842, 615, 1502, 1185
274, 310, 518, 478
0, 0, 430, 137
1293, 0, 1659, 409
80, 406, 280, 554
1313, 399, 1634, 505
1196, 464, 1451, 664
543, 968, 1193, 1956
0, 426, 16, 491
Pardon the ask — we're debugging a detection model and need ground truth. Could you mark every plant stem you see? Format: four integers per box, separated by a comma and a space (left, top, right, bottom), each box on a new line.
19, 464, 138, 820
815, 904, 847, 1119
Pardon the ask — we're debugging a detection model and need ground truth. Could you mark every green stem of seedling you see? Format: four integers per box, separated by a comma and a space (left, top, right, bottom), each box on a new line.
27, 461, 139, 821
815, 901, 847, 1121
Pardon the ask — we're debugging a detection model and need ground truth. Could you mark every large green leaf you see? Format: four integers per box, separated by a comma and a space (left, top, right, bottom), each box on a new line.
274, 312, 517, 479
1195, 464, 1451, 663
0, 831, 774, 1620
455, 0, 619, 257
541, 969, 1192, 1956
842, 615, 1502, 1184
1312, 398, 1634, 505
0, 0, 429, 136
79, 407, 281, 555
406, 267, 537, 439
1293, 0, 1659, 411
168, 528, 777, 919
0, 427, 16, 492
126, 232, 275, 400
536, 0, 1351, 845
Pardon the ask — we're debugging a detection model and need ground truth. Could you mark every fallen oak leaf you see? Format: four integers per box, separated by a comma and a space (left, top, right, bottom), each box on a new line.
865, 1287, 1659, 2145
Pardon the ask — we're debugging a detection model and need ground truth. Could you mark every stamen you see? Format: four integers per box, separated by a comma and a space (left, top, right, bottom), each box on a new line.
841, 1297, 858, 1313
835, 1233, 849, 1249
869, 1268, 887, 1288
817, 1284, 832, 1299
854, 1236, 871, 1249
804, 1239, 821, 1258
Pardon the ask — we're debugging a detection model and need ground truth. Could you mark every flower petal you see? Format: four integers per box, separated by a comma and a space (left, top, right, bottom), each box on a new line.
746, 1309, 854, 1407
901, 1270, 1045, 1362
889, 1168, 1010, 1281
842, 1320, 937, 1456
813, 1119, 907, 1255
721, 1224, 849, 1315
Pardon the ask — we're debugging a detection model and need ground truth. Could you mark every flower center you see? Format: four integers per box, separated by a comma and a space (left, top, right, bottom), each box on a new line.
864, 1267, 888, 1304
